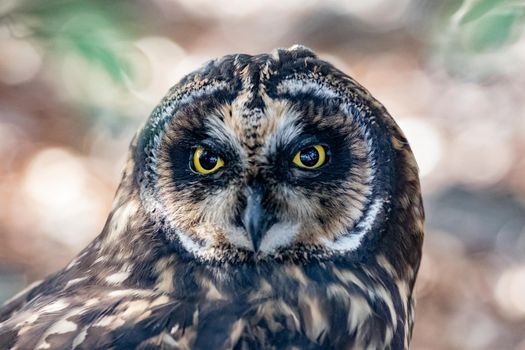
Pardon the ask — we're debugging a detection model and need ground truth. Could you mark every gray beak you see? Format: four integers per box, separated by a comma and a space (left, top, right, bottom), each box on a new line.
241, 186, 276, 251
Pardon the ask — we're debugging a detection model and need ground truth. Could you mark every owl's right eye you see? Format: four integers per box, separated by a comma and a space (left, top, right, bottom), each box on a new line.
191, 146, 224, 174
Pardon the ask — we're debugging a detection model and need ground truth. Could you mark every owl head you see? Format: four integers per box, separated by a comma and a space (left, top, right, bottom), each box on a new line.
123, 45, 423, 265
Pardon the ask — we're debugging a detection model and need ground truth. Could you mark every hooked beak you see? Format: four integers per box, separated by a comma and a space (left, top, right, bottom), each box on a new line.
241, 186, 276, 251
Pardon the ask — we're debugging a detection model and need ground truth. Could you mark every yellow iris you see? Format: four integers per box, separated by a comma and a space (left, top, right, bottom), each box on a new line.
292, 144, 327, 169
193, 146, 224, 174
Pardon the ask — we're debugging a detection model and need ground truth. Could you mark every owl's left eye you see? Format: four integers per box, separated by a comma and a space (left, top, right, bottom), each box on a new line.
192, 146, 224, 174
292, 144, 328, 169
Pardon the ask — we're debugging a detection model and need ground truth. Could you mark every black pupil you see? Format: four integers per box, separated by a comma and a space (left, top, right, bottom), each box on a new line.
199, 150, 218, 170
300, 147, 319, 167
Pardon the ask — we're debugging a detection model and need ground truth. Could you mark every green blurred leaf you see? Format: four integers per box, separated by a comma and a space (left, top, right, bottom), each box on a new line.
460, 0, 508, 24
466, 9, 525, 51
57, 12, 133, 84
2, 0, 137, 85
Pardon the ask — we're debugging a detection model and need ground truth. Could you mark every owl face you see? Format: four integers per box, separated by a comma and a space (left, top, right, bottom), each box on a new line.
134, 46, 406, 261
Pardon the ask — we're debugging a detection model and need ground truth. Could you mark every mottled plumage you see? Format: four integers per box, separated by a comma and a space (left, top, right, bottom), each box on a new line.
0, 46, 424, 349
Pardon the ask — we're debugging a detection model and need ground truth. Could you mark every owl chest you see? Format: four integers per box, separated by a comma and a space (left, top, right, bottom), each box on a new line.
186, 267, 406, 349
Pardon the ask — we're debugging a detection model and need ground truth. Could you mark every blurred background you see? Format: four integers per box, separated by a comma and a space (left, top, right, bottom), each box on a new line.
0, 0, 524, 348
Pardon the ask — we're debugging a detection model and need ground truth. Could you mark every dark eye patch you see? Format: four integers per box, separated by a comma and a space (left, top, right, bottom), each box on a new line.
168, 136, 240, 191
162, 100, 241, 190
268, 99, 355, 187
293, 135, 351, 183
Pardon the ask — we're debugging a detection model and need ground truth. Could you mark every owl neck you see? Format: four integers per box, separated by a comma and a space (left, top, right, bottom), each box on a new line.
60, 203, 416, 302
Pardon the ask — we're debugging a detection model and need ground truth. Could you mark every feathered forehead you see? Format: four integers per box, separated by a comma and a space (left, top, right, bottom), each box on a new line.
137, 45, 397, 155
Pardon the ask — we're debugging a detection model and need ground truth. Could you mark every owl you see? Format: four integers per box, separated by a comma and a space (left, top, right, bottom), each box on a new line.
0, 45, 424, 349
